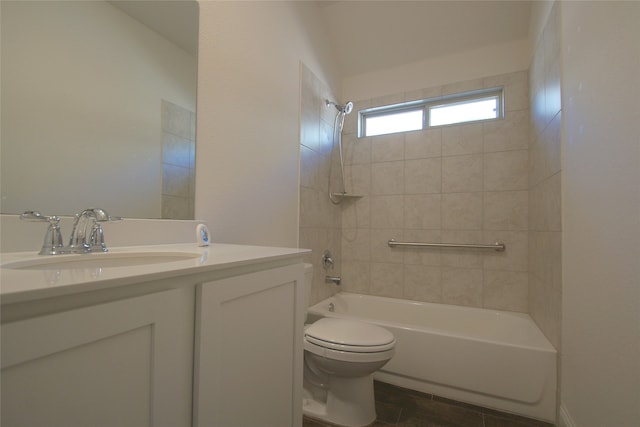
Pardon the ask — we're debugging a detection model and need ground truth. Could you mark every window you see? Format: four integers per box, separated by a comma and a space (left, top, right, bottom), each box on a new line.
363, 108, 423, 137
429, 94, 500, 126
360, 88, 503, 138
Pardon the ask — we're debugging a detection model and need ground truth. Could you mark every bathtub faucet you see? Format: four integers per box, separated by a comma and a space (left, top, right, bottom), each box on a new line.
325, 275, 341, 286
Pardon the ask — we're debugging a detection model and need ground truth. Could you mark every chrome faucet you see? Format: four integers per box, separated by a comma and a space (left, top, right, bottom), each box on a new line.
322, 250, 335, 270
21, 208, 120, 255
322, 250, 340, 285
68, 208, 119, 253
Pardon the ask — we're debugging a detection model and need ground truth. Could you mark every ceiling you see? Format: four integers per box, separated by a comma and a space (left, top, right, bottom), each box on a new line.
108, 0, 198, 56
318, 0, 532, 77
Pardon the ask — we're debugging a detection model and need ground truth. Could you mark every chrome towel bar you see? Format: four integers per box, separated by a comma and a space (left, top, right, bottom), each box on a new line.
388, 239, 506, 252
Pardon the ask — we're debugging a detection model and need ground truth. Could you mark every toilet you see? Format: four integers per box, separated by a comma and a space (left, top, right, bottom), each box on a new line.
302, 265, 395, 427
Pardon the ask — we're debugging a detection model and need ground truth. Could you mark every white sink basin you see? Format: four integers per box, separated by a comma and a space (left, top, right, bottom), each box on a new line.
2, 251, 202, 270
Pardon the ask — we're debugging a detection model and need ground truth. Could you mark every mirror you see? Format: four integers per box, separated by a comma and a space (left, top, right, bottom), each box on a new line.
1, 0, 198, 219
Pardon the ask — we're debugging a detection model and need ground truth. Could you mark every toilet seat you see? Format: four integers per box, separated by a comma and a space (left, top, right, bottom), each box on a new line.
304, 318, 395, 353
304, 338, 395, 363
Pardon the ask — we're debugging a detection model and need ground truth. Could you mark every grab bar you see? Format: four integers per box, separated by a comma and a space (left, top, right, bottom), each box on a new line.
388, 239, 506, 252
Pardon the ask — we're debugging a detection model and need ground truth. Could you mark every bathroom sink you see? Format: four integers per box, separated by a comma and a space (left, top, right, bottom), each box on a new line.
1, 251, 202, 271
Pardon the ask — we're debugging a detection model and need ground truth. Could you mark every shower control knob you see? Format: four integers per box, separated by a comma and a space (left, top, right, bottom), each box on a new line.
322, 250, 335, 270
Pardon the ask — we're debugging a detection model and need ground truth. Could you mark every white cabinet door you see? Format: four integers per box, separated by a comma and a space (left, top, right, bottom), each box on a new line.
1, 287, 194, 427
194, 264, 305, 427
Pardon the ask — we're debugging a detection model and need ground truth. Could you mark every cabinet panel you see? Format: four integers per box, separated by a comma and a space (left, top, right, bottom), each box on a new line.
2, 326, 153, 427
1, 287, 194, 427
194, 264, 305, 427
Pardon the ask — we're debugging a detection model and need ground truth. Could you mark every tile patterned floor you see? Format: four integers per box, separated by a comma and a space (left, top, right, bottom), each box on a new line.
303, 381, 555, 427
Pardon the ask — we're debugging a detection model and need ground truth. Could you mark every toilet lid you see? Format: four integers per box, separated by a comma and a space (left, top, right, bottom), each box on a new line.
304, 318, 395, 352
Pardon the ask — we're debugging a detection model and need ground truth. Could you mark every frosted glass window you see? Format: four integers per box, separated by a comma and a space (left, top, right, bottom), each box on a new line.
364, 109, 423, 137
359, 88, 503, 138
429, 96, 499, 126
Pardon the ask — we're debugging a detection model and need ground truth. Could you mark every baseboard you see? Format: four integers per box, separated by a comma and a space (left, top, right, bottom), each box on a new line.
559, 403, 577, 427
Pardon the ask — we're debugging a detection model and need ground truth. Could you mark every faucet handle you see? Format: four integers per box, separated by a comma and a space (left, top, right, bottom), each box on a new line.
20, 210, 58, 223
322, 250, 335, 270
90, 210, 122, 251
89, 223, 108, 252
20, 211, 65, 255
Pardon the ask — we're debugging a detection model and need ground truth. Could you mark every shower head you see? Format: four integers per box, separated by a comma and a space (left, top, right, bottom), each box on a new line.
326, 99, 354, 115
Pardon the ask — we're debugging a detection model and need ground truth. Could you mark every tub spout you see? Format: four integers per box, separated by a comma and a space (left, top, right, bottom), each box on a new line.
325, 275, 341, 285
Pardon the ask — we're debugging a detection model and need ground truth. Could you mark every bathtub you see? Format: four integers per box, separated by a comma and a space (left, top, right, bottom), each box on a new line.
306, 293, 557, 423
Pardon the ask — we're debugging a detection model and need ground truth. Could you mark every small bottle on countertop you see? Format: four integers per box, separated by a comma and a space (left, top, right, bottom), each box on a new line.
196, 224, 210, 246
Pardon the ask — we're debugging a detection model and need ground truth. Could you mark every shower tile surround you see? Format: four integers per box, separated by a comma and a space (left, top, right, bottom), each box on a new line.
527, 2, 562, 352
298, 60, 561, 340
339, 70, 530, 313
299, 64, 343, 304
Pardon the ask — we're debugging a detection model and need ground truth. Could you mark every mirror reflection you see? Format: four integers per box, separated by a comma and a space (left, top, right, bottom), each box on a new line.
1, 0, 198, 219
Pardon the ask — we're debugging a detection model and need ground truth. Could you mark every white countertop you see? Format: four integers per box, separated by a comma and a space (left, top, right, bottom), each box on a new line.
0, 243, 309, 305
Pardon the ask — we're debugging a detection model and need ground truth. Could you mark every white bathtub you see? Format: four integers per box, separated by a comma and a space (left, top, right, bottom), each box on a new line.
307, 292, 557, 423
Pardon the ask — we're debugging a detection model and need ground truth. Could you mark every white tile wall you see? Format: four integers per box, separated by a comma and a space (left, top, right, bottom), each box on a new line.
338, 70, 532, 312
298, 64, 342, 305
300, 50, 561, 323
528, 2, 562, 349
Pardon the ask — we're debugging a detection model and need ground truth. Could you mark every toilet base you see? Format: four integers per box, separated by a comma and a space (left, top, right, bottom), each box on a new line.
303, 374, 376, 427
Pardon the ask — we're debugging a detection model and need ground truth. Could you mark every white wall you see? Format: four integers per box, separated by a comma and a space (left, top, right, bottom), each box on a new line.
1, 1, 196, 218
195, 1, 340, 247
342, 39, 530, 102
528, 0, 556, 57
561, 2, 640, 426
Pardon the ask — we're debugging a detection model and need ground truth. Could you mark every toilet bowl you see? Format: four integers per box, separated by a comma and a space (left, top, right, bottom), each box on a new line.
301, 266, 395, 427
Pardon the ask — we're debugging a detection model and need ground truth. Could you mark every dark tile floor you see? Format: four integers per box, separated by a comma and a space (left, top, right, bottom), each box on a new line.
303, 381, 555, 427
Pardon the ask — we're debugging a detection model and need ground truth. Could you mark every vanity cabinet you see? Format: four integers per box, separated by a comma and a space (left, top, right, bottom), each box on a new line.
1, 286, 195, 427
194, 263, 305, 427
1, 247, 307, 427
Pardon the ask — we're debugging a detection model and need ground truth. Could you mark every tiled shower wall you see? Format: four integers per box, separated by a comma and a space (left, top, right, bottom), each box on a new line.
299, 64, 343, 305
528, 2, 562, 350
339, 71, 531, 312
